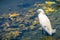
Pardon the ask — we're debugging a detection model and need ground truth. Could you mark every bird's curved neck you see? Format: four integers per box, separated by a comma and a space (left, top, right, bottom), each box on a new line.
40, 11, 45, 14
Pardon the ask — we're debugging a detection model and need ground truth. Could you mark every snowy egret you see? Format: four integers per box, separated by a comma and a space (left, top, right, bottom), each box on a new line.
37, 9, 56, 35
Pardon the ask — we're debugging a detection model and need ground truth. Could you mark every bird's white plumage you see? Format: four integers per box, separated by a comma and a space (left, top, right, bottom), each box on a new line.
37, 9, 56, 35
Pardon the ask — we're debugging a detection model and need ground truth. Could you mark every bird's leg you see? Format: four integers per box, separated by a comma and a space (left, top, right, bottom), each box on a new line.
42, 26, 51, 36
43, 30, 47, 35
42, 28, 46, 35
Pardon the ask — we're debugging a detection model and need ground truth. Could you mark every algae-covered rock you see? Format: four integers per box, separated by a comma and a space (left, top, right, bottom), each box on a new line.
29, 25, 35, 30
45, 1, 56, 5
11, 31, 20, 38
9, 13, 19, 18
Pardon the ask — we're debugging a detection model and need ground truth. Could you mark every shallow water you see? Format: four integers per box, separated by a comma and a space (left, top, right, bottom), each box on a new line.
0, 0, 60, 40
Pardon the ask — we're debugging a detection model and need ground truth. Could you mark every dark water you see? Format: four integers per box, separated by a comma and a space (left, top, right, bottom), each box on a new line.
0, 0, 45, 14
0, 0, 59, 14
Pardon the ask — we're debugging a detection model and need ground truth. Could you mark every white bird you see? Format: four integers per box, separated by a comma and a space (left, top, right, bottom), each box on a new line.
37, 9, 56, 35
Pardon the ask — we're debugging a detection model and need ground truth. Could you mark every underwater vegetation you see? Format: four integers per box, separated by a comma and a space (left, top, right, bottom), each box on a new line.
0, 0, 60, 40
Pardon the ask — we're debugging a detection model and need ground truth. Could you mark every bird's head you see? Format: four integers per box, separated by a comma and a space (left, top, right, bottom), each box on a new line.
37, 9, 44, 13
